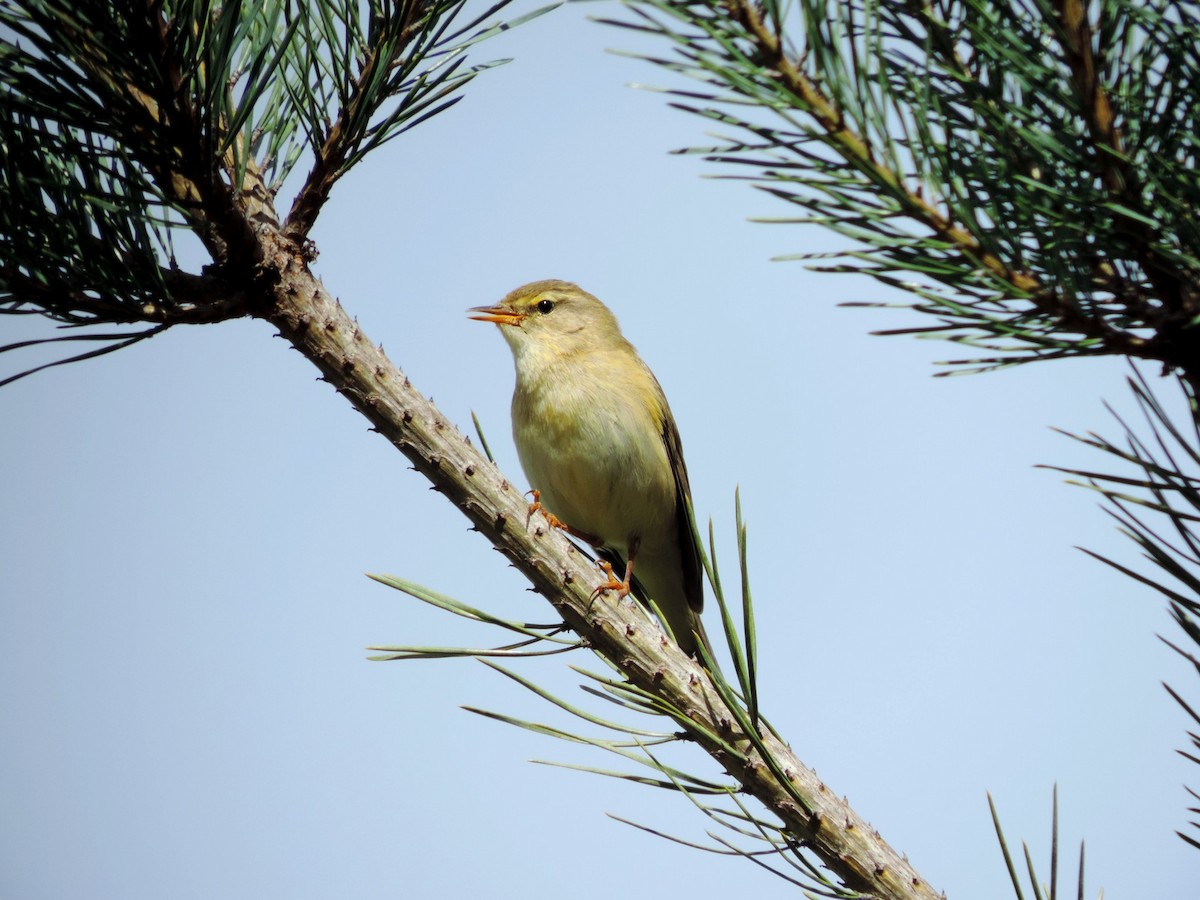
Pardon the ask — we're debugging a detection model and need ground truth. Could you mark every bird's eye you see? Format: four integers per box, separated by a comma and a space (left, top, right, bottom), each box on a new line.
536, 299, 554, 314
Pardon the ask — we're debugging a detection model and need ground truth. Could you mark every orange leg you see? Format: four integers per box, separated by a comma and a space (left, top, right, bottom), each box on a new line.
525, 490, 601, 545
525, 489, 565, 530
587, 558, 633, 616
591, 536, 640, 604
590, 557, 634, 602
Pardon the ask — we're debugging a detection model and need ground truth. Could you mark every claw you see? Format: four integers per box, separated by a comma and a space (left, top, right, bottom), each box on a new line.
524, 489, 603, 546
588, 558, 633, 607
525, 489, 566, 531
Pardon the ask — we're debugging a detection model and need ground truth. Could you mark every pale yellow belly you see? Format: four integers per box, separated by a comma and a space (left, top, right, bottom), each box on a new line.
512, 380, 675, 555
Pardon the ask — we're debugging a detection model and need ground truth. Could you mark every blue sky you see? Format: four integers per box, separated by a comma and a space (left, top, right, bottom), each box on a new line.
1, 3, 1195, 897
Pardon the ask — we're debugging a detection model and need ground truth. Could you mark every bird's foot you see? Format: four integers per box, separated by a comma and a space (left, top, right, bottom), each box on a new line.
588, 559, 632, 607
525, 490, 602, 545
525, 489, 567, 531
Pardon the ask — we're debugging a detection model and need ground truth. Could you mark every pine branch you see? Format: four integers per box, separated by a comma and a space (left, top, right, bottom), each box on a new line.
722, 0, 1043, 298
261, 238, 938, 898
1051, 367, 1200, 849
0, 0, 551, 376
2, 2, 941, 895
1049, 0, 1197, 340
283, 0, 441, 237
606, 0, 1200, 379
283, 0, 557, 237
603, 0, 1200, 865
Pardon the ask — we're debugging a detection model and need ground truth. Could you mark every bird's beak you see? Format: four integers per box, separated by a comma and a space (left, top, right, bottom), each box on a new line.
468, 304, 525, 327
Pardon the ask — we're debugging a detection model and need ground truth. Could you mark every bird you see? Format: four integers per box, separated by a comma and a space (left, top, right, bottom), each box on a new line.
469, 279, 707, 656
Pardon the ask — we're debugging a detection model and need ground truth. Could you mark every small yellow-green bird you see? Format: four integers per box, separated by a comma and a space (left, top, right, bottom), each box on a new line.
470, 279, 706, 656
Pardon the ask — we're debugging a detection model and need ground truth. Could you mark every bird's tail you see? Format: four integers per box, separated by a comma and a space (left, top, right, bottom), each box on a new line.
653, 586, 712, 662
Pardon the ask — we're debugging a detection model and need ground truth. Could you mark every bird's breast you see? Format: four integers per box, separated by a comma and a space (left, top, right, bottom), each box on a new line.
511, 355, 675, 552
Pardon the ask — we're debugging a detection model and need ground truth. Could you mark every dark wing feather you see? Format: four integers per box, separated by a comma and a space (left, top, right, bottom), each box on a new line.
661, 404, 704, 614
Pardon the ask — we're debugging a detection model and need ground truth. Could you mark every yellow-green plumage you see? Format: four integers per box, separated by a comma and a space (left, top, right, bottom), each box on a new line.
470, 280, 705, 655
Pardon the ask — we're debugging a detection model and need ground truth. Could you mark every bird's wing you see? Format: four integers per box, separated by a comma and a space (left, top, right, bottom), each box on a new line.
660, 401, 705, 615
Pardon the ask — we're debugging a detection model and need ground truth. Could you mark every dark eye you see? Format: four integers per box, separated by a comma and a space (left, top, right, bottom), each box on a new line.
536, 299, 554, 314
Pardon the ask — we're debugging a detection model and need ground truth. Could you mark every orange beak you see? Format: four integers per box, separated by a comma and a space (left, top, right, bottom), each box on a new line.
468, 304, 525, 327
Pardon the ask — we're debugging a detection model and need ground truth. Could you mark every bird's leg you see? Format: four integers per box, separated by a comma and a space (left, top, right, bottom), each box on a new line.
590, 536, 638, 607
524, 489, 564, 529
525, 490, 601, 544
590, 557, 634, 603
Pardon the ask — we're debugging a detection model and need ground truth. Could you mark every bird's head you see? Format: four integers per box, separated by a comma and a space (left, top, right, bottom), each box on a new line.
469, 280, 624, 364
